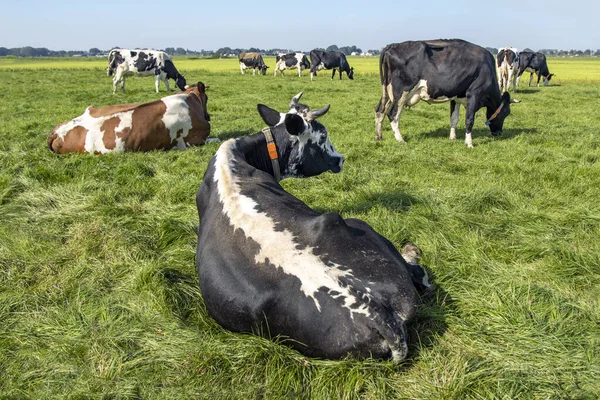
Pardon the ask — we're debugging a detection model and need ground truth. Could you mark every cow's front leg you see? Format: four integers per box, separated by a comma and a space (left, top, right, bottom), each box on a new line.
154, 75, 161, 93
119, 77, 126, 94
528, 73, 534, 87
331, 69, 336, 80
449, 100, 460, 140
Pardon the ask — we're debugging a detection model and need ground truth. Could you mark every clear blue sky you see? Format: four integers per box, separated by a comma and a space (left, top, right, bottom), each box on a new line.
1, 0, 598, 52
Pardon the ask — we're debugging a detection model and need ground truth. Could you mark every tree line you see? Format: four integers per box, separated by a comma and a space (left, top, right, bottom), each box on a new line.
2, 45, 599, 58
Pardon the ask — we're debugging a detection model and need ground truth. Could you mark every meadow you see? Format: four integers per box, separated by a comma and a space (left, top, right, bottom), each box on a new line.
1, 55, 599, 399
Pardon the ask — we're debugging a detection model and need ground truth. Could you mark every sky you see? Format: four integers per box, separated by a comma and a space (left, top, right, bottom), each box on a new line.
1, 0, 598, 52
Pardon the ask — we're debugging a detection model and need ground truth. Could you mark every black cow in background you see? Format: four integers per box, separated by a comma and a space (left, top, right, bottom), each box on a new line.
375, 39, 518, 148
309, 50, 354, 81
516, 51, 554, 88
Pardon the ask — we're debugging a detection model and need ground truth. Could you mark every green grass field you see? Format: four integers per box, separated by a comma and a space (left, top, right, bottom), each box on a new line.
1, 55, 599, 399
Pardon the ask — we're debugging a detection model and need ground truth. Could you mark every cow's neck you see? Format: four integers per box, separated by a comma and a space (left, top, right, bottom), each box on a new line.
234, 128, 295, 180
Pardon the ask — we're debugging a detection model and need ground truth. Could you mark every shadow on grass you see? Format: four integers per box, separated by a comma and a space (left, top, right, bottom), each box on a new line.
314, 191, 420, 215
218, 129, 254, 141
420, 127, 537, 142
405, 269, 451, 366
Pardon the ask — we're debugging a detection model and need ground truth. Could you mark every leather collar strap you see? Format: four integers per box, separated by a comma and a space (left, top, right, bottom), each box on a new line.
485, 101, 505, 126
262, 127, 281, 182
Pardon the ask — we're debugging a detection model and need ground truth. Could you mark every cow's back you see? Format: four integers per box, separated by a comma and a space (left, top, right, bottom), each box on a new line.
382, 40, 496, 94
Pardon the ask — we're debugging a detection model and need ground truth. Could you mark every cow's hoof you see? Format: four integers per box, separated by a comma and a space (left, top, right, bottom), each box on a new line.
401, 242, 421, 264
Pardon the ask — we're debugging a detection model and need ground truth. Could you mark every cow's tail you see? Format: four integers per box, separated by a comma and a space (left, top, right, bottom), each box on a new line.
376, 49, 393, 113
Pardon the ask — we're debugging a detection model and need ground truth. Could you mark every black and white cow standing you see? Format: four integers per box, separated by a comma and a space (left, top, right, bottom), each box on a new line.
309, 50, 354, 81
106, 49, 186, 94
238, 52, 269, 75
273, 52, 311, 77
195, 93, 431, 362
375, 39, 517, 148
497, 47, 519, 93
516, 51, 554, 88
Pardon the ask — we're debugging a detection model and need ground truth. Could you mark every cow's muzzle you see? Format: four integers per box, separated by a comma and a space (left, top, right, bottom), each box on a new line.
329, 156, 344, 173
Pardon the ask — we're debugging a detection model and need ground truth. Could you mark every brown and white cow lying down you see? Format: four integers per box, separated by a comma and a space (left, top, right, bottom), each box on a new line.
48, 82, 214, 154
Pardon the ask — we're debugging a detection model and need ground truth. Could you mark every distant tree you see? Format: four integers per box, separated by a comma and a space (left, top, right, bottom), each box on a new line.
175, 47, 186, 55
485, 47, 498, 54
595, 49, 600, 56
0, 47, 8, 56
583, 49, 591, 56
20, 46, 36, 57
164, 47, 175, 55
89, 48, 101, 56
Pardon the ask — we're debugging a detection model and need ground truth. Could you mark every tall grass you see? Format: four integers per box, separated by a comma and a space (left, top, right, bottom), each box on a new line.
1, 56, 599, 399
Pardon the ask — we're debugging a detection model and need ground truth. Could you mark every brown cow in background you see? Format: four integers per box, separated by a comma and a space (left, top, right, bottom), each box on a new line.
48, 82, 215, 154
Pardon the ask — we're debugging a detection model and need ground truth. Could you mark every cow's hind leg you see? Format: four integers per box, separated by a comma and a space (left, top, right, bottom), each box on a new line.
375, 83, 394, 140
449, 100, 460, 140
390, 90, 409, 142
528, 72, 534, 87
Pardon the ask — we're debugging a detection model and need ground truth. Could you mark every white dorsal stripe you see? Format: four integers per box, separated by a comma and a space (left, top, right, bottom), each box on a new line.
213, 139, 367, 314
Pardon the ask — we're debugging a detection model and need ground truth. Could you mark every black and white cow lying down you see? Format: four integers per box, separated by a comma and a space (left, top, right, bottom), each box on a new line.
195, 93, 431, 362
375, 39, 517, 148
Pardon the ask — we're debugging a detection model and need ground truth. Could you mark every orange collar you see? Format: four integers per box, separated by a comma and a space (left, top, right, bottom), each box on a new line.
485, 101, 505, 126
262, 128, 281, 182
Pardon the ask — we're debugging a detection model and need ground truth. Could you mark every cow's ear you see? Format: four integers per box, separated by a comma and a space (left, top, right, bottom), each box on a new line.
284, 114, 306, 136
258, 104, 281, 127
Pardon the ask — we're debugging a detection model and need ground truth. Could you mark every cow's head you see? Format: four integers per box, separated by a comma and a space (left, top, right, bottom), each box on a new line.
348, 67, 355, 80
486, 92, 512, 136
543, 73, 555, 85
260, 65, 269, 75
175, 74, 187, 91
257, 93, 343, 178
183, 82, 210, 121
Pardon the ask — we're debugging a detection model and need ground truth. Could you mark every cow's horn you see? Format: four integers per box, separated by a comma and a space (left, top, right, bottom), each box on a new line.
289, 92, 303, 109
306, 104, 330, 121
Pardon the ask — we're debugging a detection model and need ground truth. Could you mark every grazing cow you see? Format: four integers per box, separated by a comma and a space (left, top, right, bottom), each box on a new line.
497, 47, 519, 93
48, 83, 213, 154
274, 52, 311, 77
106, 48, 186, 94
309, 50, 354, 81
195, 93, 431, 362
516, 51, 554, 88
239, 52, 269, 75
375, 39, 517, 148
